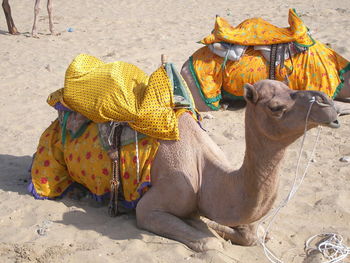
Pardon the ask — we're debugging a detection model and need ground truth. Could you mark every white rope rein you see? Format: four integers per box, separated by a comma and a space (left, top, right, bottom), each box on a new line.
257, 96, 349, 263
134, 129, 140, 183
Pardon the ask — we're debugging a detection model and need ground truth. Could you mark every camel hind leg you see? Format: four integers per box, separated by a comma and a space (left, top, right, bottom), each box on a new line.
333, 71, 350, 115
2, 0, 19, 34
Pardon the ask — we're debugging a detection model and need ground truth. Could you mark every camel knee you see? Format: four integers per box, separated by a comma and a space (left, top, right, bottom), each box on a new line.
34, 7, 40, 16
47, 3, 52, 14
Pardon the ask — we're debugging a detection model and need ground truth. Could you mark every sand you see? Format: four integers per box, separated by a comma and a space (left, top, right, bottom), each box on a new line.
0, 0, 349, 262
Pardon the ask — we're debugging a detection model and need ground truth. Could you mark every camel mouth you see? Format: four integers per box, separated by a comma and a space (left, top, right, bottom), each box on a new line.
322, 119, 340, 129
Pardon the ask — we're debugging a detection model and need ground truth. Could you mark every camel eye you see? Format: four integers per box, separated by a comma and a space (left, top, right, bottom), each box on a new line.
268, 105, 286, 118
316, 96, 325, 104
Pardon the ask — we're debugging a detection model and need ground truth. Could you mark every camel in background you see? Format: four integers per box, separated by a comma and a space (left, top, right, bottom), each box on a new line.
2, 0, 18, 34
180, 11, 350, 113
181, 60, 350, 113
2, 0, 57, 37
136, 80, 339, 251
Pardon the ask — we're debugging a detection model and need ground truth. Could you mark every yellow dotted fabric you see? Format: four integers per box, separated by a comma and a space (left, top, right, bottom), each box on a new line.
31, 119, 159, 204
201, 9, 314, 46
51, 54, 178, 140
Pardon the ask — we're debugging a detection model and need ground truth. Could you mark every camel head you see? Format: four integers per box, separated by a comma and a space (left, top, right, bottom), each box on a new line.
244, 80, 340, 141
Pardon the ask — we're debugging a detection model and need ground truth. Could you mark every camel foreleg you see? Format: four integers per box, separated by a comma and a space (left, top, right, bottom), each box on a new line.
136, 189, 223, 252
202, 217, 258, 246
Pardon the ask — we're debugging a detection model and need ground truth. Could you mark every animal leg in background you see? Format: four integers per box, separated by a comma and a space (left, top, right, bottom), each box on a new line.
31, 0, 41, 37
32, 0, 58, 38
47, 0, 58, 35
2, 0, 19, 34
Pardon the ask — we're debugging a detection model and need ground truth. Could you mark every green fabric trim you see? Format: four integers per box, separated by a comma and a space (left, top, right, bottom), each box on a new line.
293, 38, 316, 48
222, 90, 244, 100
189, 56, 222, 110
165, 62, 197, 115
332, 63, 350, 99
69, 121, 91, 139
292, 8, 316, 48
221, 49, 230, 69
61, 111, 70, 145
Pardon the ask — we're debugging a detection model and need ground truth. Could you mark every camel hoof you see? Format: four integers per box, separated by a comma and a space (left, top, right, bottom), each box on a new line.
51, 31, 61, 36
191, 237, 223, 252
9, 30, 20, 35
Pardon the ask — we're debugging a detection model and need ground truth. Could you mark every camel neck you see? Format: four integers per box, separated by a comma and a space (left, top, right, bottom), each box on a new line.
234, 113, 289, 220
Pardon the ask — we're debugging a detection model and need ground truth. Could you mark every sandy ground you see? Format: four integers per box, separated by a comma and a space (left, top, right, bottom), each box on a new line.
1, 0, 349, 262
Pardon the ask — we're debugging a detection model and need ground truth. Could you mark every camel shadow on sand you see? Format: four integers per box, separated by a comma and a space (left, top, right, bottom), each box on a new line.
0, 154, 33, 195
0, 155, 210, 244
0, 154, 149, 242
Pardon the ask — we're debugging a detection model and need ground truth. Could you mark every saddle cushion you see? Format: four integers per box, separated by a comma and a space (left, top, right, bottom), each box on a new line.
48, 54, 180, 140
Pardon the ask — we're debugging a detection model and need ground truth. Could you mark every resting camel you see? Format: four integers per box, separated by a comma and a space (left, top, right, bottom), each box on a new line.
180, 10, 350, 113
29, 77, 339, 251
135, 80, 339, 251
2, 0, 18, 34
181, 61, 350, 113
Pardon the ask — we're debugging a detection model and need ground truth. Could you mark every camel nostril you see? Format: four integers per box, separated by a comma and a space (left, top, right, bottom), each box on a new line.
327, 119, 340, 128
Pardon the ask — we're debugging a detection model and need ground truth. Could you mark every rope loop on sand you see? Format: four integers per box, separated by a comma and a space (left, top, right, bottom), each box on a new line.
305, 233, 350, 263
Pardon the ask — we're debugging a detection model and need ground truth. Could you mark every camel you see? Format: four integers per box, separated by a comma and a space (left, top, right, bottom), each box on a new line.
29, 77, 339, 252
135, 79, 340, 252
180, 10, 350, 114
2, 0, 19, 34
181, 60, 350, 113
32, 0, 58, 37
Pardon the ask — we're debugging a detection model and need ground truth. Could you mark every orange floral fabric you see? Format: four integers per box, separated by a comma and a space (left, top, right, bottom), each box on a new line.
201, 9, 314, 46
191, 42, 349, 109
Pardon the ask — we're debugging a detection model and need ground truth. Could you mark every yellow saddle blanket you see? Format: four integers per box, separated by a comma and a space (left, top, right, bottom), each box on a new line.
30, 119, 159, 208
201, 9, 314, 46
190, 9, 350, 110
48, 54, 183, 140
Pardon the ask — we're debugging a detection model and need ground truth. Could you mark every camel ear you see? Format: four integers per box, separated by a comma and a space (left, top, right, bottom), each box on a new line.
243, 83, 258, 104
